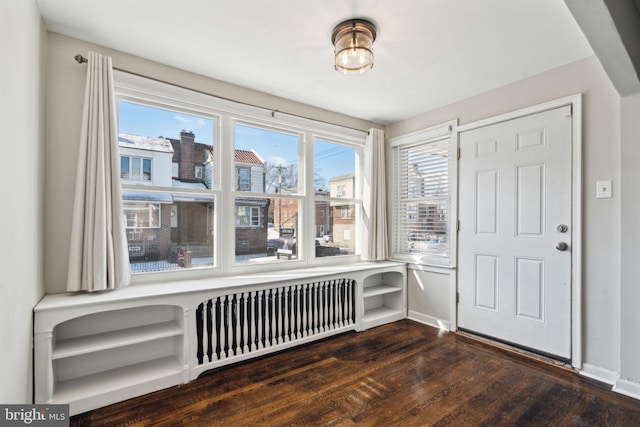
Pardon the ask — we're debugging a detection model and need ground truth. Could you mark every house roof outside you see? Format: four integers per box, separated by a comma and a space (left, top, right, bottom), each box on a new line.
236, 196, 270, 206
235, 149, 264, 165
171, 180, 209, 191
329, 173, 355, 182
119, 132, 265, 167
122, 180, 213, 204
122, 190, 173, 203
119, 133, 174, 153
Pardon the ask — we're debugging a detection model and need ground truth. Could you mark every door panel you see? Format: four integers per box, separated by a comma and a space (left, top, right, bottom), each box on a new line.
476, 170, 499, 235
515, 257, 544, 320
516, 163, 544, 237
475, 254, 498, 311
458, 106, 572, 359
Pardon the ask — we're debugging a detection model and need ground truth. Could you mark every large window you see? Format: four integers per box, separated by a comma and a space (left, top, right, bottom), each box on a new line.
115, 72, 365, 277
392, 125, 455, 266
233, 124, 300, 263
117, 100, 215, 273
313, 139, 361, 257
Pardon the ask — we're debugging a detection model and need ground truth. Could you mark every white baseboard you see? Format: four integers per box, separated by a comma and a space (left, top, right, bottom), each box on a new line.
580, 364, 640, 401
613, 378, 640, 401
579, 363, 619, 385
407, 310, 450, 331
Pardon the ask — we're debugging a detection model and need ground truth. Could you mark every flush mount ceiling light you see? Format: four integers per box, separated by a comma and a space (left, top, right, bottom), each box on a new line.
331, 18, 377, 75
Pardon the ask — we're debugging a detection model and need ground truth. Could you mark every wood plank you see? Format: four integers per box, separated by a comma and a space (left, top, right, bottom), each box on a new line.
71, 320, 640, 426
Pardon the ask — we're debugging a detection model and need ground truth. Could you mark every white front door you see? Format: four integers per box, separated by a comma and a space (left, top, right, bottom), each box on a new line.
458, 106, 572, 359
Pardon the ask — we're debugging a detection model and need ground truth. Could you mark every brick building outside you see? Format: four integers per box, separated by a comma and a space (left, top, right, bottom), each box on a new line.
329, 173, 356, 249
120, 130, 269, 266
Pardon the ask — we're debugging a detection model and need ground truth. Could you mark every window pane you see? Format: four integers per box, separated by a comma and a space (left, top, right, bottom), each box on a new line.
314, 201, 355, 257
121, 156, 130, 179
117, 101, 216, 275
397, 201, 448, 256
235, 206, 251, 227
132, 157, 141, 179
123, 203, 159, 228
143, 158, 152, 180
394, 137, 451, 264
235, 124, 299, 194
313, 139, 360, 257
314, 140, 357, 192
251, 207, 260, 226
234, 196, 300, 264
238, 168, 250, 191
123, 191, 215, 273
118, 101, 215, 188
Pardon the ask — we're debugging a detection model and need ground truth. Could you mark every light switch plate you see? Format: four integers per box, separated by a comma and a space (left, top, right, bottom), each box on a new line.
596, 180, 612, 199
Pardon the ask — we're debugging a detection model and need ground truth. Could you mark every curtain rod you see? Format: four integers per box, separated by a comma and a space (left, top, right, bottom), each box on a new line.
73, 53, 371, 135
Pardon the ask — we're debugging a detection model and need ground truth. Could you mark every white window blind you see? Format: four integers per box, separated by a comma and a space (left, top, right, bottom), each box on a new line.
394, 137, 451, 264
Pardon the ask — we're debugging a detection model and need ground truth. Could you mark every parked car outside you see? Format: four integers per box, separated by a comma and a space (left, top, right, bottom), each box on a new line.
315, 240, 340, 257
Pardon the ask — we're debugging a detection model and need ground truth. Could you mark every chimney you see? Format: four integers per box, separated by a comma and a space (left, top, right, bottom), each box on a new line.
179, 130, 195, 180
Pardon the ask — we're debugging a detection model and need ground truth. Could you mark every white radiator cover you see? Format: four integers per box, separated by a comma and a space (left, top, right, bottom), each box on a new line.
34, 262, 406, 415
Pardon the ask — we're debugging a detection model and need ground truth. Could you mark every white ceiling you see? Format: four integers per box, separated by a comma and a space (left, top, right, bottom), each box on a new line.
36, 0, 594, 124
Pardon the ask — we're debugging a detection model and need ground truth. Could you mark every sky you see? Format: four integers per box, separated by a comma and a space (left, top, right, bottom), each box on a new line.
118, 101, 356, 189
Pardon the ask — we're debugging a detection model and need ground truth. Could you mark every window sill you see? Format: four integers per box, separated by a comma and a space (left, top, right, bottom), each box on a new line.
389, 256, 455, 271
35, 261, 406, 313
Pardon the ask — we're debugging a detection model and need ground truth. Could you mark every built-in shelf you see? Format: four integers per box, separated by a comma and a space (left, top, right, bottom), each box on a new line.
363, 306, 402, 323
362, 271, 406, 330
53, 356, 182, 404
34, 261, 407, 416
53, 321, 182, 359
36, 305, 185, 415
363, 285, 402, 298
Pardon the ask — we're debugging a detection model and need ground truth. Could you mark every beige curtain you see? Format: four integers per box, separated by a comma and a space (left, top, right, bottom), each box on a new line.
362, 128, 388, 260
67, 52, 130, 292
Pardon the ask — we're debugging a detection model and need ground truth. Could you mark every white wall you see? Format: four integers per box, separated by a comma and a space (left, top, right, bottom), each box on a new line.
407, 267, 451, 330
0, 0, 46, 403
618, 91, 640, 395
386, 56, 622, 377
43, 33, 377, 295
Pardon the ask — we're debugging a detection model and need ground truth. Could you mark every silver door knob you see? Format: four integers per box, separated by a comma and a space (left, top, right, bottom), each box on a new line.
556, 241, 568, 251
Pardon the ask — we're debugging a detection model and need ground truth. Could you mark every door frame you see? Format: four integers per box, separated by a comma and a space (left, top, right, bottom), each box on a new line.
456, 94, 583, 368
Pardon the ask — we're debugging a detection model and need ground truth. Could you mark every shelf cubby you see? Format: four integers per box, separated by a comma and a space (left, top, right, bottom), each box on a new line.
362, 271, 406, 329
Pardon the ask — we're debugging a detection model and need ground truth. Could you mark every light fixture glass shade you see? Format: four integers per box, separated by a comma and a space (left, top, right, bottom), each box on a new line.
331, 19, 377, 75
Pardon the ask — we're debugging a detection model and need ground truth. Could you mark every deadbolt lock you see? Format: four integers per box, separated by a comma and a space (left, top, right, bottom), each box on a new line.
557, 224, 568, 233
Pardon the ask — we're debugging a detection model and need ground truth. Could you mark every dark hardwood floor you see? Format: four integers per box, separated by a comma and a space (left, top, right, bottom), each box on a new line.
71, 320, 640, 426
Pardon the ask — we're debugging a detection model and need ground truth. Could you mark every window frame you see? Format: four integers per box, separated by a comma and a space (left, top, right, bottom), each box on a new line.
113, 71, 366, 282
235, 205, 261, 228
236, 167, 250, 191
121, 155, 152, 181
312, 136, 363, 260
123, 202, 161, 229
389, 121, 458, 268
